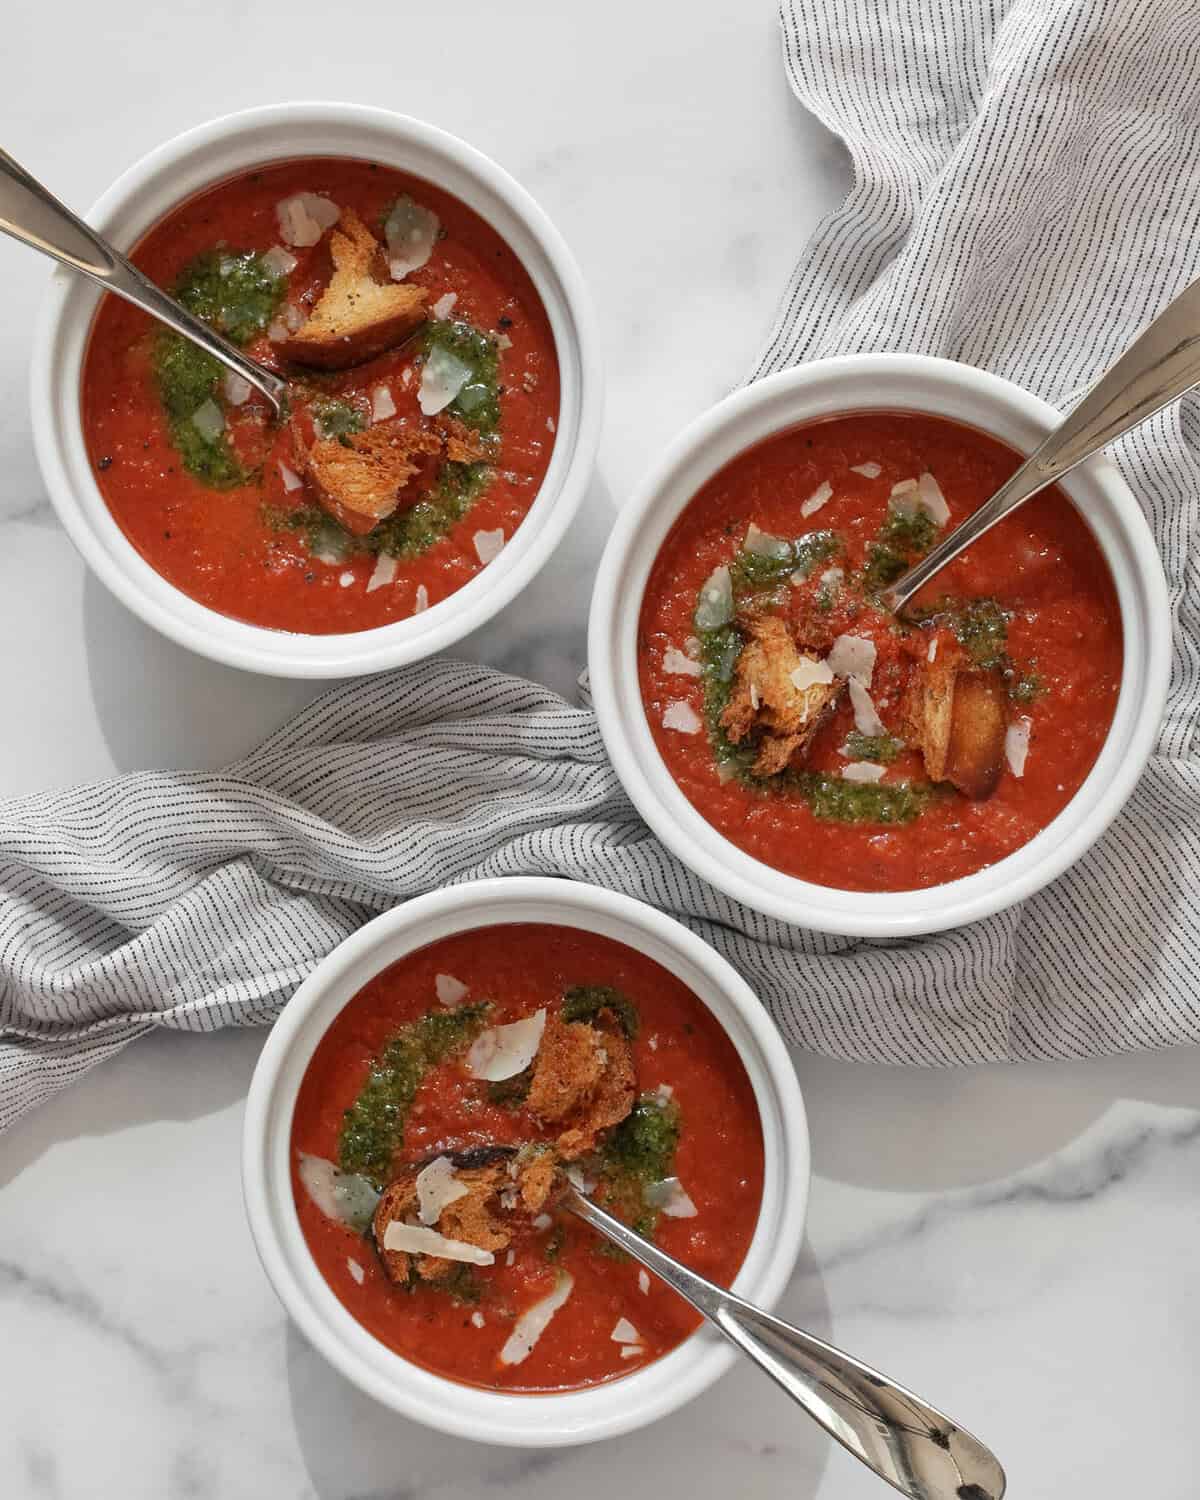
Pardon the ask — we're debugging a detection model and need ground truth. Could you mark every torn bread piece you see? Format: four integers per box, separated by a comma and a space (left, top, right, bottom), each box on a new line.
527, 1011, 636, 1160
902, 645, 1008, 799
721, 614, 844, 776
300, 421, 443, 535
277, 209, 428, 371
373, 1161, 510, 1285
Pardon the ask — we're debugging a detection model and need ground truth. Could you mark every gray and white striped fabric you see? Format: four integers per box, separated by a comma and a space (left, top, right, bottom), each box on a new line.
4, 0, 1200, 1129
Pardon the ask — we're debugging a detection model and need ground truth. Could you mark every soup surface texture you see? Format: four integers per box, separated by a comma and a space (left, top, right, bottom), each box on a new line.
291, 924, 764, 1392
83, 158, 559, 633
637, 412, 1122, 893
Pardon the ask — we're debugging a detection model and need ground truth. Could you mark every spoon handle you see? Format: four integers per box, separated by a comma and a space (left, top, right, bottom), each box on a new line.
0, 145, 288, 411
565, 1187, 1004, 1500
881, 271, 1200, 612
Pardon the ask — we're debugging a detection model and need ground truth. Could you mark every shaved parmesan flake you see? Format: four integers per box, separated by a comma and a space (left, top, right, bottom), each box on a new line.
267, 301, 306, 342
385, 196, 440, 279
663, 700, 702, 734
621, 1345, 642, 1359
416, 1156, 471, 1225
850, 462, 882, 478
262, 245, 298, 278
843, 761, 886, 784
611, 1317, 641, 1345
414, 584, 430, 615
644, 1177, 698, 1219
744, 523, 790, 559
276, 192, 339, 248
382, 1221, 495, 1266
848, 678, 887, 737
928, 637, 938, 663
663, 646, 702, 677
370, 385, 396, 423
471, 1311, 486, 1328
419, 344, 473, 415
654, 1083, 674, 1105
278, 460, 304, 494
500, 1273, 574, 1366
638, 1270, 650, 1295
496, 331, 513, 350
466, 1009, 547, 1082
716, 760, 737, 784
366, 553, 398, 593
532, 1213, 553, 1231
222, 370, 252, 407
506, 1249, 516, 1266
401, 366, 413, 388
790, 656, 835, 691
800, 480, 834, 517
339, 571, 355, 589
298, 1153, 380, 1230
435, 972, 469, 1007
473, 528, 505, 565
191, 398, 224, 441
347, 1257, 365, 1285
547, 416, 556, 433
820, 567, 844, 588
827, 634, 876, 686
432, 291, 458, 319
917, 471, 951, 526
1005, 716, 1032, 777
891, 478, 919, 499
695, 565, 733, 629
565, 1163, 595, 1194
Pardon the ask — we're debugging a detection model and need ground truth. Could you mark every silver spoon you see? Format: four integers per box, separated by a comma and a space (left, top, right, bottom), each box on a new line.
565, 1184, 1005, 1500
0, 145, 288, 414
880, 273, 1200, 613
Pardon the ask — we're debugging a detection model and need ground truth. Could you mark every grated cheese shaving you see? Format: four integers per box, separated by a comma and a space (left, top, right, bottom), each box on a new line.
848, 677, 887, 737
366, 553, 398, 593
431, 291, 458, 319
842, 761, 886, 784
499, 1273, 574, 1366
1005, 716, 1032, 778
827, 633, 876, 686
850, 462, 882, 478
638, 1270, 650, 1295
800, 480, 833, 517
663, 646, 702, 677
611, 1317, 641, 1345
347, 1257, 365, 1285
382, 1221, 495, 1265
278, 460, 304, 494
466, 1009, 547, 1082
435, 972, 468, 1007
370, 385, 397, 423
473, 529, 505, 565
276, 192, 339, 248
222, 371, 251, 407
414, 583, 430, 615
663, 700, 703, 734
415, 1156, 471, 1225
644, 1176, 698, 1219
419, 344, 473, 416
790, 656, 835, 691
917, 471, 951, 526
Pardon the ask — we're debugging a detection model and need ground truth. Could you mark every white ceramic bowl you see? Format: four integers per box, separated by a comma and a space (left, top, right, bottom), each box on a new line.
242, 877, 809, 1446
32, 102, 601, 677
589, 354, 1171, 938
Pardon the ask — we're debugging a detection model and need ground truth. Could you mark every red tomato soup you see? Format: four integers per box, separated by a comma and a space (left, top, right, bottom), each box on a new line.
291, 924, 764, 1393
637, 412, 1123, 893
82, 158, 560, 633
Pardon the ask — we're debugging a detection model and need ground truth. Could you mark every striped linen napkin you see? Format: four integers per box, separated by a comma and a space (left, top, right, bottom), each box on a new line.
4, 0, 1200, 1128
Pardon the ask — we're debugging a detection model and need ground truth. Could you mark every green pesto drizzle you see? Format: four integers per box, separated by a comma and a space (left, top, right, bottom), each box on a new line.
154, 249, 287, 488
337, 1002, 489, 1188
561, 984, 640, 1039
595, 1092, 682, 1241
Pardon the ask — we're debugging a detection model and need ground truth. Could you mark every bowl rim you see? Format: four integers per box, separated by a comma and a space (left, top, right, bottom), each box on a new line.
30, 101, 602, 678
587, 352, 1171, 938
241, 876, 810, 1446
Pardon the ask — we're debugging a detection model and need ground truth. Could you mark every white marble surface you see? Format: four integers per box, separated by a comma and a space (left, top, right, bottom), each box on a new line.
2, 3, 1198, 1497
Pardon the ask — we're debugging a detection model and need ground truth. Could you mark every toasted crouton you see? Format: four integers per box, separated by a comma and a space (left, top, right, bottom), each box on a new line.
556, 1014, 636, 1159
278, 209, 428, 371
721, 613, 844, 776
526, 1011, 636, 1160
372, 1162, 511, 1285
903, 646, 1008, 799
518, 1151, 559, 1214
301, 420, 442, 534
438, 416, 489, 465
526, 1014, 607, 1126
